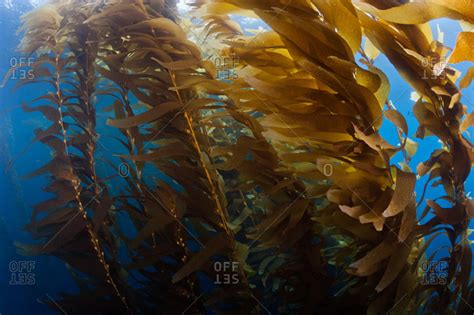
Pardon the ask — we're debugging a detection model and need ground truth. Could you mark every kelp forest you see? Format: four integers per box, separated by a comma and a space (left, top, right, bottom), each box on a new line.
5, 0, 474, 314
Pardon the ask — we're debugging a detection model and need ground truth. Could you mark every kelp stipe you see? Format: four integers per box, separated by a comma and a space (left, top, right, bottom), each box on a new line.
16, 2, 133, 314
17, 0, 259, 313
85, 0, 254, 312
14, 0, 474, 314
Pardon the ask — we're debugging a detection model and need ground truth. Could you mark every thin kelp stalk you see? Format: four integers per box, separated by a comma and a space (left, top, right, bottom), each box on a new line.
185, 109, 249, 286
84, 1, 256, 310
214, 126, 258, 225
122, 89, 158, 249
16, 2, 132, 313
98, 82, 160, 249
58, 3, 133, 311
70, 17, 167, 306
71, 32, 100, 196
110, 85, 199, 306
168, 69, 249, 286
33, 47, 129, 310
103, 83, 197, 284
50, 27, 131, 315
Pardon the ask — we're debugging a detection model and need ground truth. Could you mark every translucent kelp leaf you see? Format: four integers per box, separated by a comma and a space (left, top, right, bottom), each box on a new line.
172, 232, 228, 283
459, 66, 474, 89
354, 0, 474, 25
449, 32, 474, 63
382, 168, 416, 217
375, 244, 410, 292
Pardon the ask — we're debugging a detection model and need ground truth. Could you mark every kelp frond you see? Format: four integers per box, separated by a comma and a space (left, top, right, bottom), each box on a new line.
17, 2, 132, 313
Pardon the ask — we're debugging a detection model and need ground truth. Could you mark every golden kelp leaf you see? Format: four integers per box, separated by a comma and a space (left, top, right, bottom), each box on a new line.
83, 3, 148, 25
461, 112, 474, 132
448, 92, 461, 109
415, 152, 436, 179
155, 58, 202, 71
353, 124, 397, 152
426, 200, 465, 225
420, 22, 434, 45
311, 0, 362, 54
106, 102, 180, 128
460, 66, 474, 89
466, 199, 474, 219
239, 68, 310, 99
172, 232, 228, 283
203, 15, 243, 39
398, 161, 412, 173
128, 212, 175, 250
124, 18, 187, 38
248, 199, 309, 245
382, 168, 416, 217
349, 239, 398, 276
354, 0, 474, 25
362, 61, 390, 107
327, 188, 352, 205
226, 31, 284, 50
457, 243, 472, 308
339, 205, 366, 219
431, 0, 474, 23
314, 211, 379, 242
326, 56, 381, 92
42, 212, 88, 253
413, 100, 451, 142
405, 138, 419, 158
194, 2, 257, 18
213, 138, 256, 170
363, 38, 380, 61
12, 123, 62, 161
124, 143, 192, 161
359, 212, 384, 232
256, 9, 353, 62
385, 109, 408, 135
375, 244, 410, 292
398, 198, 416, 243
449, 32, 474, 63
452, 137, 471, 184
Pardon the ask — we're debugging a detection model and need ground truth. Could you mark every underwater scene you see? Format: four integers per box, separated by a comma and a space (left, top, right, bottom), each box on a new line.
0, 0, 473, 314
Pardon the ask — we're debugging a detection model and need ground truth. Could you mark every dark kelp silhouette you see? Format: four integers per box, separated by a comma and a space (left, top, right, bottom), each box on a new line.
14, 0, 473, 314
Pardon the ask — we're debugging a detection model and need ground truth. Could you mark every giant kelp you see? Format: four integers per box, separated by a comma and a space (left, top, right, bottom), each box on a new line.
16, 2, 133, 313
13, 0, 474, 314
189, 0, 474, 313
